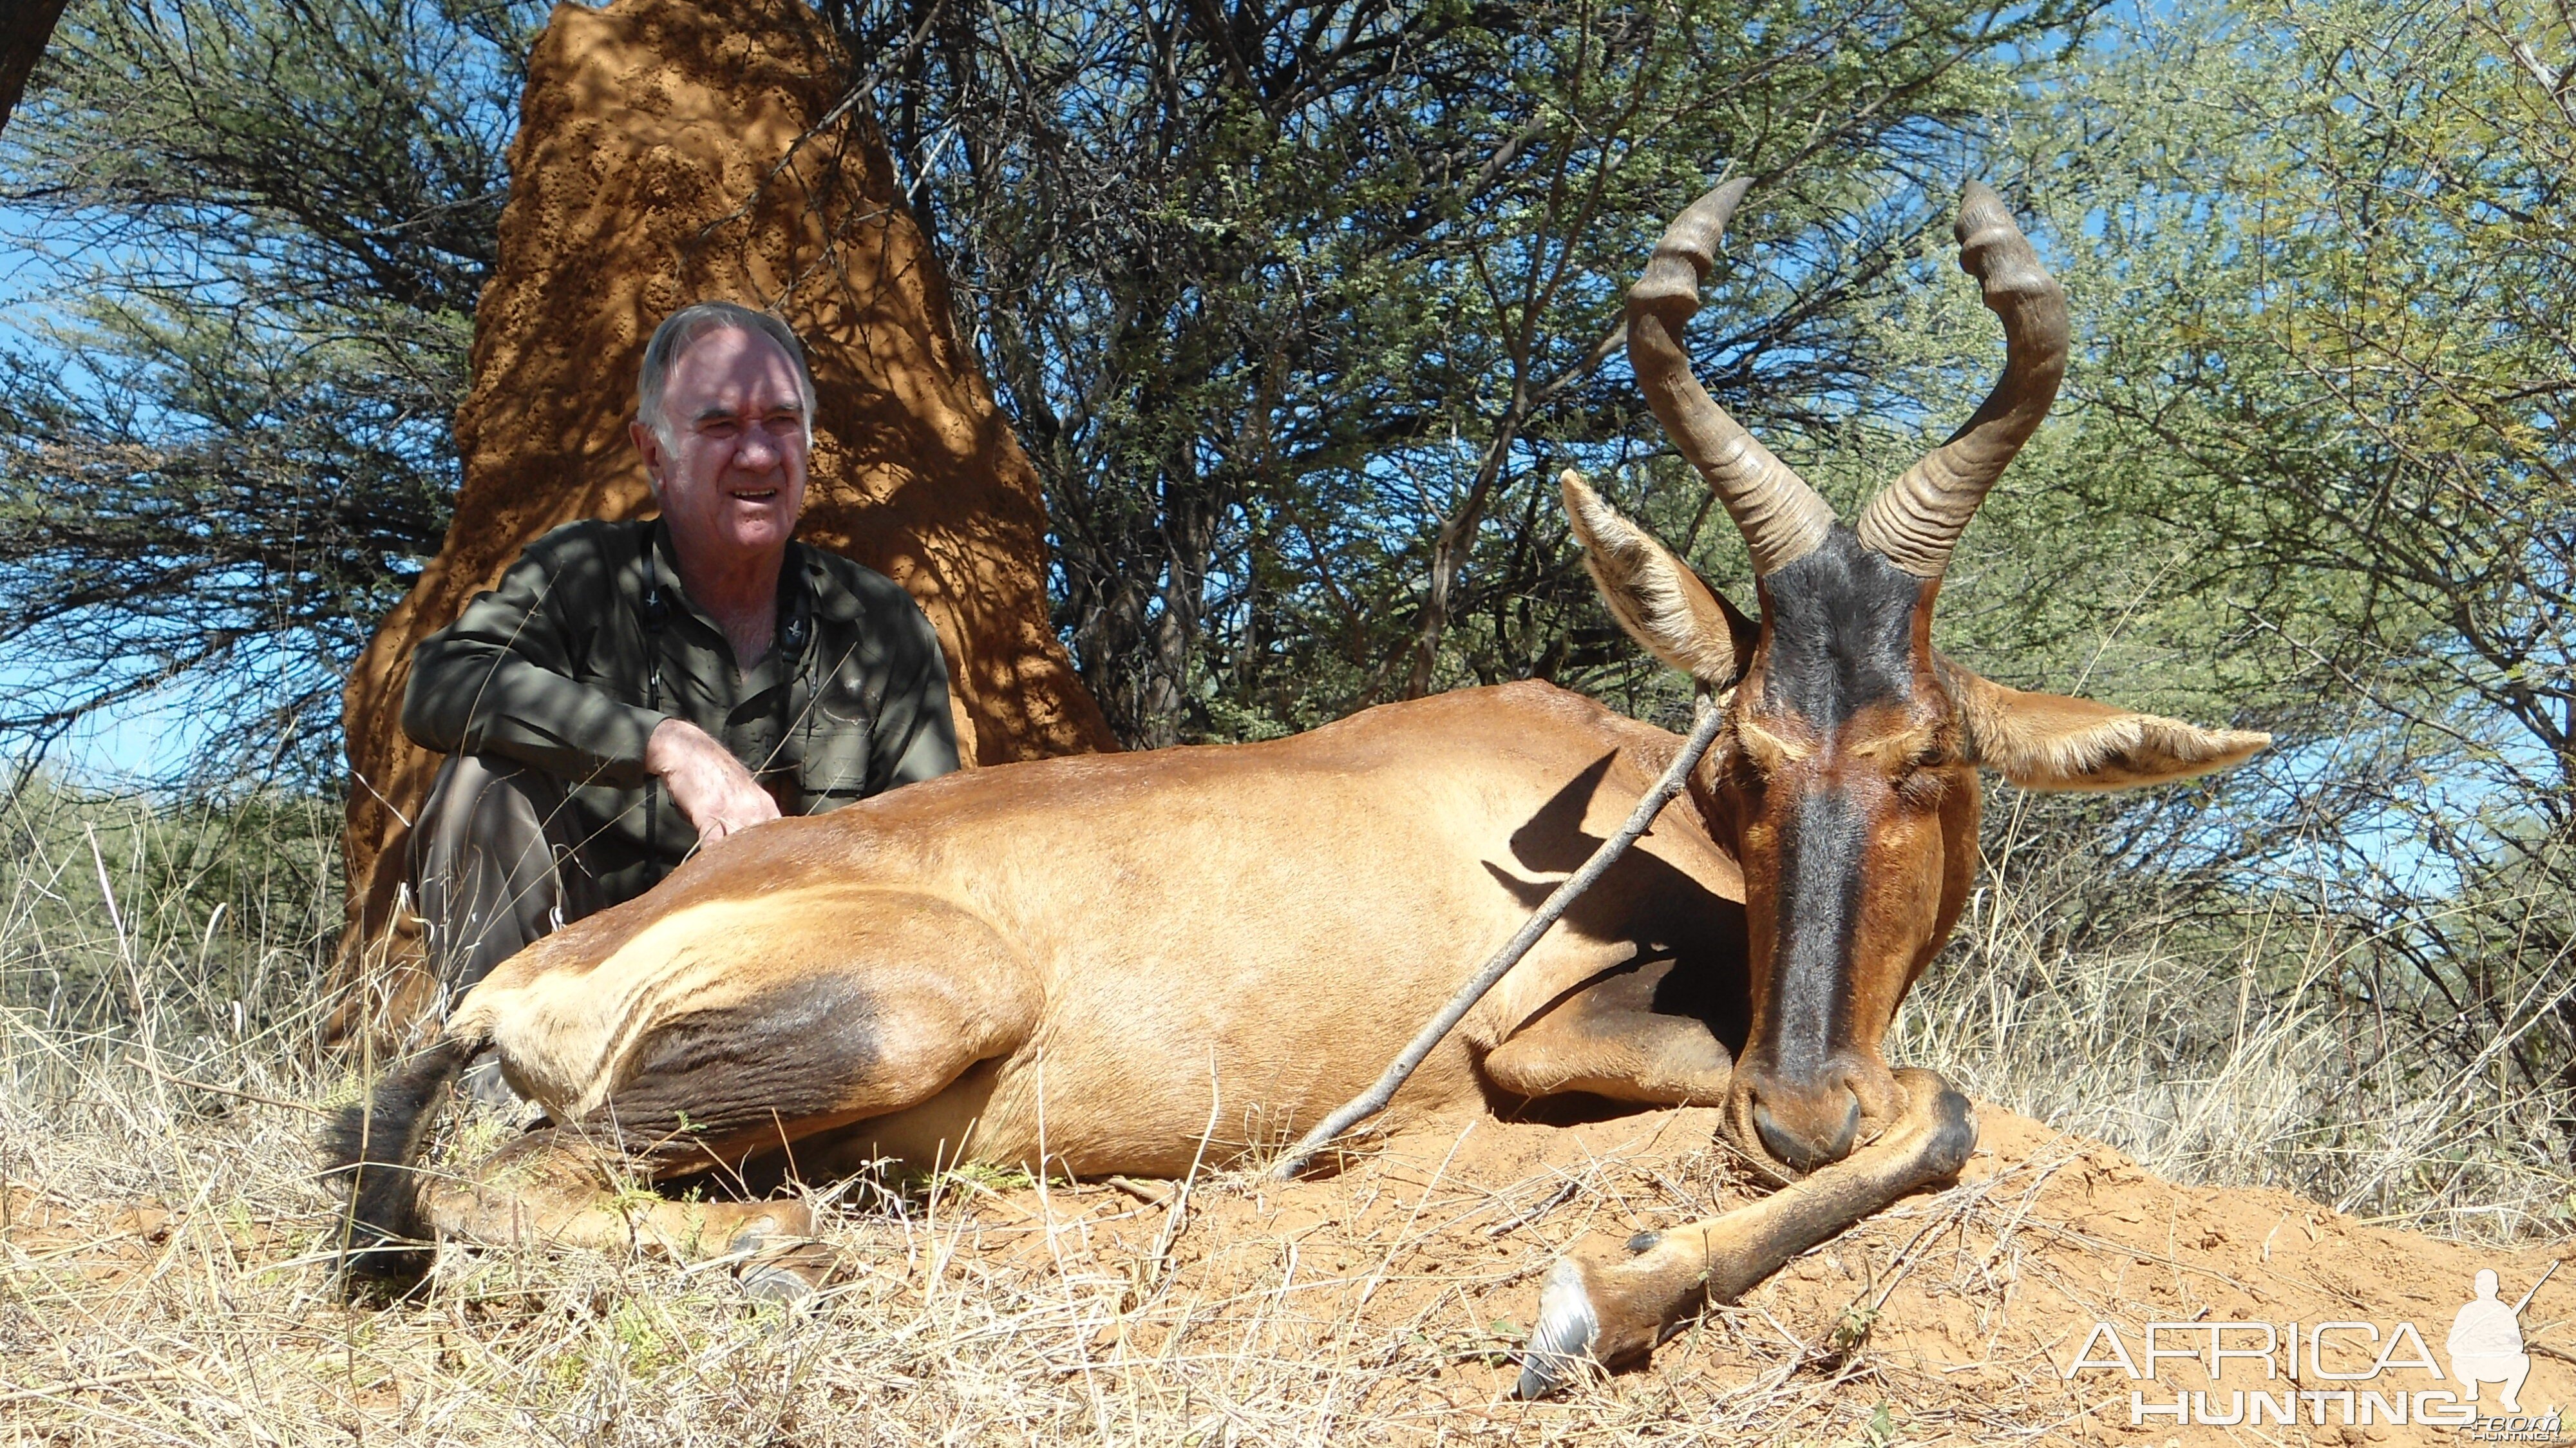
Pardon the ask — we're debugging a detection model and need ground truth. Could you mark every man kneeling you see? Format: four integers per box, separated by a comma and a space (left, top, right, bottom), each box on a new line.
401, 303, 960, 1094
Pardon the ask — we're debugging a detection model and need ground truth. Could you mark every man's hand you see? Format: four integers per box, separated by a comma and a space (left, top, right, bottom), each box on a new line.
645, 719, 780, 844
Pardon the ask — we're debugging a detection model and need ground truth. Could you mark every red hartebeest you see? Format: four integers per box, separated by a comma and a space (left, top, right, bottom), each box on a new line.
329, 178, 2267, 1393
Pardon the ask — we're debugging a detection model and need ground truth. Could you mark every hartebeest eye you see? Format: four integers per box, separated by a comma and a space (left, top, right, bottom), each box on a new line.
1895, 745, 1959, 808
1861, 733, 1950, 776
1732, 713, 1814, 772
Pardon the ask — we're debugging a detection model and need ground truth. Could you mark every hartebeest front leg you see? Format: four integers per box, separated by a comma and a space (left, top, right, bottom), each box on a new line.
1481, 962, 1737, 1107
1514, 1067, 1975, 1397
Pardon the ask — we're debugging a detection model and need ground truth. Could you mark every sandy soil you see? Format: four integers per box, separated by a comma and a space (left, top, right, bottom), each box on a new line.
5, 1098, 2566, 1444
823, 1101, 2568, 1443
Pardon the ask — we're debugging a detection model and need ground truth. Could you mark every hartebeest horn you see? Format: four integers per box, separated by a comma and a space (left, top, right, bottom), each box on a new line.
1852, 181, 2069, 578
1629, 178, 1837, 577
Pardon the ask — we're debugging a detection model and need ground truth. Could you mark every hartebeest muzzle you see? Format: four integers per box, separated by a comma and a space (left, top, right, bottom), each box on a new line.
1566, 176, 2269, 1180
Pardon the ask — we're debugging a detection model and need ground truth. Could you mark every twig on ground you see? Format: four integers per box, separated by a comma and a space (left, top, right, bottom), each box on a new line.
1483, 1176, 1583, 1240
1103, 1176, 1173, 1208
0, 1369, 184, 1407
120, 1055, 332, 1121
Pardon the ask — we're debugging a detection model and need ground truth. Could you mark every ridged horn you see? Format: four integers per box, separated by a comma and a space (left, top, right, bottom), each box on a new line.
1853, 181, 2070, 578
1628, 178, 1836, 577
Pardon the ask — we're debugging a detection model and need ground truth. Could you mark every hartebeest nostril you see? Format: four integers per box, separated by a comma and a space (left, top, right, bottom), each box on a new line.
1750, 1089, 1862, 1172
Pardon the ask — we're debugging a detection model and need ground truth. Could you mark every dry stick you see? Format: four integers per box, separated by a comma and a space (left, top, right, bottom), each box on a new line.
1267, 696, 1725, 1182
2512, 1259, 2559, 1316
0, 1370, 184, 1407
120, 1054, 333, 1121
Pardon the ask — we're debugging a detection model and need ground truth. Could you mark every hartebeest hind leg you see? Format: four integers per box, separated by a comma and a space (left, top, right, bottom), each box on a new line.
1514, 1068, 1975, 1397
1482, 960, 1738, 1107
447, 922, 1040, 1250
416, 1123, 814, 1257
335, 895, 1040, 1278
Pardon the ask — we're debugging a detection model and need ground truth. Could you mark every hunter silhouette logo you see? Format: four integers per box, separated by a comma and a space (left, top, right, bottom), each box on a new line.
2452, 1263, 2553, 1416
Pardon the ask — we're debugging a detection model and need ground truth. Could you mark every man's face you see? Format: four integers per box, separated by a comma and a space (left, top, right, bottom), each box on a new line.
631, 326, 811, 569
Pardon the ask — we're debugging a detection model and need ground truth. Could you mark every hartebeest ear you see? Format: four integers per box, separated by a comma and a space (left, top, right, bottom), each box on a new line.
1944, 662, 2271, 791
1561, 470, 1760, 688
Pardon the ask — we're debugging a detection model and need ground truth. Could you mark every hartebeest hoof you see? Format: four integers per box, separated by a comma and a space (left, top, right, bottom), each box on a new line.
1520, 1257, 1608, 1395
732, 1226, 836, 1305
1513, 1069, 1975, 1398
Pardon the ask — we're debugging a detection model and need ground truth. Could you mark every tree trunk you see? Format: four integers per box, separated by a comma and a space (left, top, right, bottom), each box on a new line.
0, 0, 70, 138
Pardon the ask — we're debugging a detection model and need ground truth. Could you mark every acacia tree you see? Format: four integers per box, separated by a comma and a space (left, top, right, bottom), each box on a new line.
826, 0, 2101, 745
1910, 0, 2576, 1212
0, 0, 542, 787
2, 0, 2097, 772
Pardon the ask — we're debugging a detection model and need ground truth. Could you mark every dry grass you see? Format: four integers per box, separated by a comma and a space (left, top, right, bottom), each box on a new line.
0, 1036, 2042, 1444
0, 1048, 2146, 1447
1892, 819, 2576, 1243
3, 782, 2568, 1444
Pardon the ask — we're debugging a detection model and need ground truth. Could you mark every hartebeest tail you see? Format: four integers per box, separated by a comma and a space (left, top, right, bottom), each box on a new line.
321, 1031, 486, 1281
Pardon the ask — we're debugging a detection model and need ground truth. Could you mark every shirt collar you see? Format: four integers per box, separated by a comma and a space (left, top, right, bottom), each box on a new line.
645, 522, 813, 669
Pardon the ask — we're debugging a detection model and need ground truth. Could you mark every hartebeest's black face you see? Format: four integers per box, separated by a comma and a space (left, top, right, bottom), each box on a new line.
1566, 178, 2270, 1178
1717, 533, 1975, 1170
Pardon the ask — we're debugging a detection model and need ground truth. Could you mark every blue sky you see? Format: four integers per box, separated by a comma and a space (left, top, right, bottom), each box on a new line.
0, 197, 251, 788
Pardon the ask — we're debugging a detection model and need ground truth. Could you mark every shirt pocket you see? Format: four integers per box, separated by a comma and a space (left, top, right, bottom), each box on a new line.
793, 665, 876, 808
798, 751, 872, 810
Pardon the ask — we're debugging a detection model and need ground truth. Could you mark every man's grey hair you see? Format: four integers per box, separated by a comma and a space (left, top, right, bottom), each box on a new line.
636, 301, 817, 445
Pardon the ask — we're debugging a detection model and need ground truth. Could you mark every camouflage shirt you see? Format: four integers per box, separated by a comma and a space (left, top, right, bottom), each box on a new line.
401, 519, 960, 903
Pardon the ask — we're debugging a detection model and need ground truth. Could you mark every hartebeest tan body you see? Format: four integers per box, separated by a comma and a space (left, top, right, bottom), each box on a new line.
456, 681, 1750, 1178
332, 177, 2268, 1393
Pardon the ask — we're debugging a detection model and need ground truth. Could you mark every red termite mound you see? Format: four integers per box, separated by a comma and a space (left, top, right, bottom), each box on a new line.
330, 0, 1114, 1040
